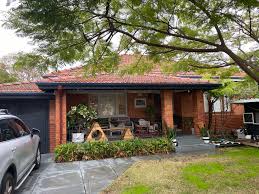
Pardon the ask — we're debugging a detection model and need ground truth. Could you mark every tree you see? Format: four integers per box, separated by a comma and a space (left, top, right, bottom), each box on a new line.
202, 69, 258, 132
0, 64, 17, 83
12, 52, 58, 81
4, 0, 259, 82
0, 52, 58, 81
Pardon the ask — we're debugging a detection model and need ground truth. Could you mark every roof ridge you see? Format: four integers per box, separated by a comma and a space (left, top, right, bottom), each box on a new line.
43, 65, 84, 77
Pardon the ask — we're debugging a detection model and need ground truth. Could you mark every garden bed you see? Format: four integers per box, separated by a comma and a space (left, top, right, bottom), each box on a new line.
54, 138, 174, 162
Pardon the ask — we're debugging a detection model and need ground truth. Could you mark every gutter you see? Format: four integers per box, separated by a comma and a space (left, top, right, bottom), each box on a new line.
36, 82, 221, 91
0, 92, 54, 99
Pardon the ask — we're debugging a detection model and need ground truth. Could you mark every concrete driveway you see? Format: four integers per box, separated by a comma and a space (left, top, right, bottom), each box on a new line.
16, 154, 164, 194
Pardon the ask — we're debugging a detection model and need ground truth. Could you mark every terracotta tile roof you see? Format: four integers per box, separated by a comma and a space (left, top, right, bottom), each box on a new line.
176, 71, 246, 78
39, 71, 216, 85
39, 55, 217, 85
0, 54, 222, 93
0, 82, 42, 93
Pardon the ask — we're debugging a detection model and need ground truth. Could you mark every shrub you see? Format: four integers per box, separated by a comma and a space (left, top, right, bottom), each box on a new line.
67, 104, 97, 132
200, 127, 209, 137
54, 138, 174, 162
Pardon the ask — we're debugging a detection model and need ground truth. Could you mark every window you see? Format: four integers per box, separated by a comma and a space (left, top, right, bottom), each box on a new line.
254, 112, 259, 124
99, 95, 116, 117
134, 98, 147, 108
203, 93, 231, 113
223, 96, 231, 112
13, 119, 30, 136
213, 98, 222, 112
0, 119, 19, 141
243, 113, 254, 124
203, 93, 209, 112
89, 93, 127, 117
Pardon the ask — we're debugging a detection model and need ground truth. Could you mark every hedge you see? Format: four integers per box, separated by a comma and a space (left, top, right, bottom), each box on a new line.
54, 138, 174, 162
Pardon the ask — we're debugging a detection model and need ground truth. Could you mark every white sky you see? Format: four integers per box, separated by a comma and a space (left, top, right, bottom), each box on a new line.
0, 0, 33, 57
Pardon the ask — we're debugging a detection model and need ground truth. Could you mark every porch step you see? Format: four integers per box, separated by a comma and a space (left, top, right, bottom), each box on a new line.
177, 135, 205, 145
175, 135, 215, 154
175, 143, 215, 154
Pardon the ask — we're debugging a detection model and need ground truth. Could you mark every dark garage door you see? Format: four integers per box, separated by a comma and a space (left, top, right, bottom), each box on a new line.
0, 99, 49, 153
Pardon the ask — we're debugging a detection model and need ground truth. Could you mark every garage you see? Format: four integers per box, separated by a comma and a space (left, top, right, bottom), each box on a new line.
0, 98, 50, 153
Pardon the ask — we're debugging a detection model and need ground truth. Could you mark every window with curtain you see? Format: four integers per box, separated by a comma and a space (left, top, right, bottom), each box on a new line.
88, 93, 127, 117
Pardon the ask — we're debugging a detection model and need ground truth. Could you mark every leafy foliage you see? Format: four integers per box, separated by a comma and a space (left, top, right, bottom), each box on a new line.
145, 105, 155, 122
200, 127, 209, 137
0, 66, 17, 83
0, 52, 58, 81
5, 0, 259, 81
67, 104, 97, 132
54, 137, 174, 162
167, 128, 177, 140
12, 52, 57, 81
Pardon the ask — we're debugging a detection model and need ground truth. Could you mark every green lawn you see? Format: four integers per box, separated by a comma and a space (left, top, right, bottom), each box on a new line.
102, 147, 259, 194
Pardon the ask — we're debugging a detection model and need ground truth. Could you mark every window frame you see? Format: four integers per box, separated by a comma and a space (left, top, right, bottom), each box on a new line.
134, 98, 147, 108
89, 92, 127, 117
13, 119, 31, 137
203, 94, 232, 113
0, 119, 20, 142
243, 112, 254, 124
252, 112, 259, 125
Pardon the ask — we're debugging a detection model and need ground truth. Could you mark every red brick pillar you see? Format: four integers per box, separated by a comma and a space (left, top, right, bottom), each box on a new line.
161, 90, 174, 134
61, 91, 67, 144
55, 88, 62, 146
49, 100, 56, 152
55, 87, 67, 147
192, 90, 205, 136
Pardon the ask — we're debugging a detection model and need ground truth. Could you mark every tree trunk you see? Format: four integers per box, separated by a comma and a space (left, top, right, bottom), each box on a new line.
223, 47, 259, 83
207, 99, 213, 131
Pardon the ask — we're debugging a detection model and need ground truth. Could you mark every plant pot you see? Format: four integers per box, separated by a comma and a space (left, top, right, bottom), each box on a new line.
202, 136, 210, 144
171, 138, 178, 147
72, 133, 85, 143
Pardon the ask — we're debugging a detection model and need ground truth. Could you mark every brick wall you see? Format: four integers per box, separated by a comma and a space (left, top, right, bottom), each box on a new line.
48, 93, 89, 152
161, 90, 174, 133
67, 93, 89, 111
127, 93, 157, 119
174, 92, 194, 117
192, 90, 205, 135
52, 89, 67, 151
205, 103, 244, 131
61, 91, 67, 144
49, 99, 56, 152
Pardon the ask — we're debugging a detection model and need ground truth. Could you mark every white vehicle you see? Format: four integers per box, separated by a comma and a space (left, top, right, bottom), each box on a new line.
0, 109, 41, 194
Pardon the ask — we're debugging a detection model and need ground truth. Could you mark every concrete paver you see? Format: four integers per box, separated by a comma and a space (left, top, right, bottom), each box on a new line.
17, 142, 214, 194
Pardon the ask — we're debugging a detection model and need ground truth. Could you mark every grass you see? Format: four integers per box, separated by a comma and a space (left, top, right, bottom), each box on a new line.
102, 147, 259, 194
122, 185, 151, 194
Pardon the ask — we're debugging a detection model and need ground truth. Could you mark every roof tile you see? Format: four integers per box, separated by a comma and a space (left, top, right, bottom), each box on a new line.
0, 82, 42, 93
0, 55, 222, 93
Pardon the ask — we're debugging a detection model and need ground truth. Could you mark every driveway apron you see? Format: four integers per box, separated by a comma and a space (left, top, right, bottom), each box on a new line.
16, 154, 134, 194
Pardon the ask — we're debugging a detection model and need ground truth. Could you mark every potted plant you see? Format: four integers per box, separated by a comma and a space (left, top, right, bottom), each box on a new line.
145, 105, 155, 123
67, 104, 97, 143
200, 127, 210, 144
168, 128, 178, 146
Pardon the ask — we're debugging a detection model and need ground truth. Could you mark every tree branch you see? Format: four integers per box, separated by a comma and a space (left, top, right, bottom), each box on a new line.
188, 0, 226, 46
114, 27, 220, 53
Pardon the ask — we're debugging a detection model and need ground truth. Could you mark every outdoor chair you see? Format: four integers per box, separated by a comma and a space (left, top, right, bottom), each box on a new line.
135, 119, 160, 137
109, 117, 134, 136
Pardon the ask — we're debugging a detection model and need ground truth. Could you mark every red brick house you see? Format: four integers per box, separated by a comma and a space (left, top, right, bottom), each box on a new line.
0, 55, 244, 153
